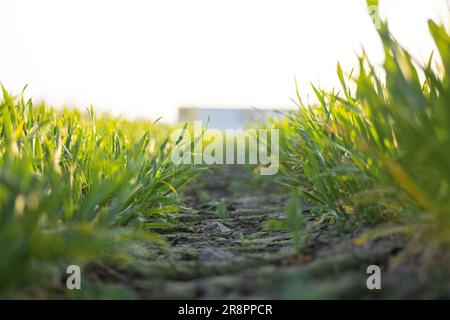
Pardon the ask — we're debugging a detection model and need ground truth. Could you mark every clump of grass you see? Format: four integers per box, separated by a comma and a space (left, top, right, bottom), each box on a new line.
265, 192, 308, 251
275, 16, 450, 245
216, 201, 229, 219
0, 88, 198, 297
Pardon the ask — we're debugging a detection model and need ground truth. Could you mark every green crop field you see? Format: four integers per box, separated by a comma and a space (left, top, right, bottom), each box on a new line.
0, 92, 201, 297
1, 2, 450, 299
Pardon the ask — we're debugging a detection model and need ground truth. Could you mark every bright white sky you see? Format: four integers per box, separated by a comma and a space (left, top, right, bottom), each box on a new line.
0, 0, 448, 122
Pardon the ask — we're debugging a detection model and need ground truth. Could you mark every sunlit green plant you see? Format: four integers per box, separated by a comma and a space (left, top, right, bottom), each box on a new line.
275, 16, 450, 243
0, 88, 198, 297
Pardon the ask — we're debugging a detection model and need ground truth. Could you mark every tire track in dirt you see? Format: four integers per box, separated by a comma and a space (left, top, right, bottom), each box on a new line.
129, 167, 294, 299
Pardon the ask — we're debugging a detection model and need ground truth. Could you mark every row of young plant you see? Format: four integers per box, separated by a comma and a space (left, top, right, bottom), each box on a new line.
275, 20, 450, 246
0, 89, 198, 297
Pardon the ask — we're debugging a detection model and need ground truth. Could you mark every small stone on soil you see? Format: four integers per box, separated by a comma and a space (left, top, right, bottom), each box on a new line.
201, 221, 232, 234
199, 247, 235, 261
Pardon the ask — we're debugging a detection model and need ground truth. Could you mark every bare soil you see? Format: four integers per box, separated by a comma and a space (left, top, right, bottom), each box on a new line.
79, 166, 450, 299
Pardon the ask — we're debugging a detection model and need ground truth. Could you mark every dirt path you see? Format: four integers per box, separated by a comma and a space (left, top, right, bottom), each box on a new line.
84, 166, 450, 299
121, 166, 293, 299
